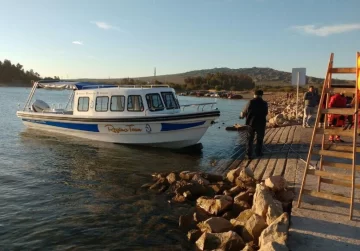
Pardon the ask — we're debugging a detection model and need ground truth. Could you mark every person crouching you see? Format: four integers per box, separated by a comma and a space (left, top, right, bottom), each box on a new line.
328, 92, 347, 142
240, 90, 268, 159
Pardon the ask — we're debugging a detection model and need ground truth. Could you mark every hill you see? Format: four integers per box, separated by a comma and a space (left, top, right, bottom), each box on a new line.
135, 67, 352, 86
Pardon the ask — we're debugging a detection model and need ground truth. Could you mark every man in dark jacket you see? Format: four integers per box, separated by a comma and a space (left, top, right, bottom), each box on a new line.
240, 90, 268, 159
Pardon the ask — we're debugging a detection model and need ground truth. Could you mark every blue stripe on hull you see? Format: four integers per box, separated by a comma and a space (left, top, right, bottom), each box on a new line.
160, 121, 206, 131
22, 119, 99, 132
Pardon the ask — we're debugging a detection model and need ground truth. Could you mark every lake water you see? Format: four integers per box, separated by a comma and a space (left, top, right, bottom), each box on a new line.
0, 87, 247, 250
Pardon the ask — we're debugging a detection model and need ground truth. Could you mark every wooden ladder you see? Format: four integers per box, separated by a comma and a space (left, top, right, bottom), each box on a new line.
297, 52, 360, 220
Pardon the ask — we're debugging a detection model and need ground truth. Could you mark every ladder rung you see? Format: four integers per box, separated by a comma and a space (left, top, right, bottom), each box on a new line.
316, 128, 354, 138
320, 178, 360, 189
321, 108, 356, 115
307, 169, 352, 180
323, 144, 360, 152
330, 67, 356, 73
322, 161, 360, 171
312, 149, 353, 159
326, 87, 356, 94
303, 189, 350, 204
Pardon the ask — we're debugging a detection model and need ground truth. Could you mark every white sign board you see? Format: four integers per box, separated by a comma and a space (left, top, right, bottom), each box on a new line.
291, 68, 306, 86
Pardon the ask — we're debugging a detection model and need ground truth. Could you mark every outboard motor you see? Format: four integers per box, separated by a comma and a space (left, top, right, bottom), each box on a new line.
31, 100, 50, 112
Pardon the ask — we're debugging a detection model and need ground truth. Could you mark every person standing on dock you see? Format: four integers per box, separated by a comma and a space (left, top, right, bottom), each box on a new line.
303, 86, 317, 128
240, 90, 268, 159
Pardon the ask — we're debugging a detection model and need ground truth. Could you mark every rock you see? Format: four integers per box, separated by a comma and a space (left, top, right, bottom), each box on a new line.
192, 174, 210, 186
224, 186, 245, 197
166, 172, 179, 184
209, 181, 232, 195
269, 114, 285, 126
179, 214, 196, 231
158, 184, 169, 193
196, 195, 233, 215
275, 190, 295, 203
265, 176, 287, 192
233, 200, 251, 215
195, 231, 245, 251
266, 199, 284, 225
252, 184, 274, 219
235, 167, 256, 188
234, 191, 251, 204
197, 217, 234, 233
242, 244, 256, 251
258, 242, 289, 251
242, 214, 267, 243
193, 207, 212, 222
259, 213, 289, 247
149, 177, 169, 190
183, 191, 193, 199
226, 167, 242, 183
222, 210, 239, 221
140, 183, 153, 189
187, 229, 202, 243
202, 173, 224, 183
171, 194, 187, 203
152, 172, 168, 180
175, 182, 208, 197
179, 171, 197, 180
230, 209, 254, 227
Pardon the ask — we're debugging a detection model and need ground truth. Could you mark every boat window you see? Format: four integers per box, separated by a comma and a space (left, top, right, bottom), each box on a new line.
78, 97, 89, 112
146, 93, 164, 111
161, 92, 180, 109
127, 95, 144, 112
95, 96, 109, 112
110, 95, 125, 111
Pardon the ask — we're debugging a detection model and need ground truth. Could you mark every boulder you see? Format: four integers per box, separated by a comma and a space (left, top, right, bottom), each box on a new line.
235, 167, 256, 188
171, 194, 187, 203
193, 207, 212, 222
232, 200, 251, 215
166, 172, 179, 184
269, 114, 285, 126
242, 244, 256, 251
187, 229, 202, 243
266, 199, 284, 225
222, 210, 239, 221
196, 195, 233, 215
175, 182, 208, 197
224, 186, 245, 197
265, 176, 287, 192
179, 213, 196, 231
149, 177, 169, 190
179, 171, 197, 180
226, 167, 242, 183
258, 241, 289, 251
230, 209, 254, 227
197, 217, 234, 233
259, 213, 289, 248
202, 173, 224, 183
140, 183, 153, 189
242, 214, 267, 243
195, 231, 245, 251
234, 191, 251, 204
275, 190, 295, 203
152, 172, 168, 180
192, 174, 210, 186
252, 184, 274, 219
209, 181, 232, 195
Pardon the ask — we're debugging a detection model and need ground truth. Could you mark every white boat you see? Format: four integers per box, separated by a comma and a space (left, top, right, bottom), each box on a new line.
16, 81, 220, 149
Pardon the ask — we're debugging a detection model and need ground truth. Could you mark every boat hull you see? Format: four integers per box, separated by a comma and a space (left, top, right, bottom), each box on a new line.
17, 111, 219, 149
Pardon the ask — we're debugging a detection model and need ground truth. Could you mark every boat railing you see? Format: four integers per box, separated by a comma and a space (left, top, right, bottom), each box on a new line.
180, 102, 217, 112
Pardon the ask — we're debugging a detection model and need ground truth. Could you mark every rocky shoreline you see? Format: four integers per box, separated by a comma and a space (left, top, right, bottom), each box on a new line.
142, 167, 294, 250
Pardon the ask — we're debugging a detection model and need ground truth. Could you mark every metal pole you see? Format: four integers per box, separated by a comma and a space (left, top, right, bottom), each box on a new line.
296, 72, 300, 118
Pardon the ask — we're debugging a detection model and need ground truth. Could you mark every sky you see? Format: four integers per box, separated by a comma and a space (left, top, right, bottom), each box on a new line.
0, 0, 359, 79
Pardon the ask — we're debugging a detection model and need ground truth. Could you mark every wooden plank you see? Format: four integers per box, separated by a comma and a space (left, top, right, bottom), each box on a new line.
284, 153, 298, 187
326, 87, 356, 94
307, 169, 352, 180
320, 178, 360, 189
321, 108, 355, 115
273, 156, 286, 176
262, 157, 277, 180
316, 127, 354, 138
330, 67, 356, 73
324, 144, 360, 153
312, 149, 353, 159
322, 161, 360, 171
303, 189, 350, 204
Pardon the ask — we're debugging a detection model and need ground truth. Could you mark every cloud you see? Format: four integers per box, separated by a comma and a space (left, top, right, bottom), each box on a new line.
90, 21, 123, 32
291, 23, 360, 37
72, 41, 83, 45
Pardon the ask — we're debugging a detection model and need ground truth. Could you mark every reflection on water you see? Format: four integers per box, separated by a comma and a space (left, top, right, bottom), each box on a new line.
0, 87, 247, 250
